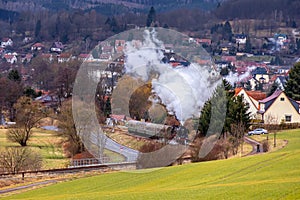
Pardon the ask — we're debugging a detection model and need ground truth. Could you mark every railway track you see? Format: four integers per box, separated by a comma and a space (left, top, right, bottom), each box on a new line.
0, 162, 136, 178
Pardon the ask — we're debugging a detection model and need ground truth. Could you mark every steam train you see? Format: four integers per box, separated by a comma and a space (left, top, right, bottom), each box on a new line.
126, 120, 189, 143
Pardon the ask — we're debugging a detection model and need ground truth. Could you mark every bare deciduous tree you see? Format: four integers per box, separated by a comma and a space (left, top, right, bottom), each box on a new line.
0, 147, 42, 174
229, 122, 246, 155
57, 100, 85, 157
7, 96, 47, 146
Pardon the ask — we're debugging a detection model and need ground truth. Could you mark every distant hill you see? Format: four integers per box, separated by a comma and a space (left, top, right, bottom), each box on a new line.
0, 0, 224, 15
215, 0, 300, 20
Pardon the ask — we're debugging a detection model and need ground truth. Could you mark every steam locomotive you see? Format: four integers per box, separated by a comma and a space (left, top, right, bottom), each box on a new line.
126, 120, 189, 143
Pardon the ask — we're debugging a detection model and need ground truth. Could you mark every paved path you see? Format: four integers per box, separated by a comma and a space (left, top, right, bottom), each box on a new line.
244, 136, 262, 155
0, 180, 58, 195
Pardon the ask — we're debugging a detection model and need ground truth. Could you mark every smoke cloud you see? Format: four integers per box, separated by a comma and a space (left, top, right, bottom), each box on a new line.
124, 29, 221, 123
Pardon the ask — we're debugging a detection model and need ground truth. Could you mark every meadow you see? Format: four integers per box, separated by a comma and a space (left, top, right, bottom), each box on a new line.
0, 128, 69, 169
3, 129, 300, 199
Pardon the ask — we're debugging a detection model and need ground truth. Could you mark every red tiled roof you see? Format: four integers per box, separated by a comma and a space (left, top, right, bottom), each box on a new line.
78, 54, 89, 58
234, 88, 243, 96
59, 53, 71, 58
4, 54, 15, 59
246, 91, 266, 100
2, 37, 11, 42
32, 43, 44, 47
235, 88, 266, 101
41, 53, 52, 58
221, 56, 236, 62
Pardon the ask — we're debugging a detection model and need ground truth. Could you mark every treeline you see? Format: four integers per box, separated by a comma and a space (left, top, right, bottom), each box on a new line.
216, 0, 300, 21
0, 7, 215, 45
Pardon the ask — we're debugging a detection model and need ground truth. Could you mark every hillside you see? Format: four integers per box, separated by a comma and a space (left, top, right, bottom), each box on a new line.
0, 0, 222, 15
216, 0, 300, 20
4, 129, 300, 199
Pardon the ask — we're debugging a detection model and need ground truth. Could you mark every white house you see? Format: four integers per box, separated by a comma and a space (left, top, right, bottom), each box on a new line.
78, 54, 94, 62
235, 88, 266, 119
57, 53, 72, 63
1, 38, 13, 48
3, 54, 17, 64
258, 90, 300, 124
235, 34, 247, 44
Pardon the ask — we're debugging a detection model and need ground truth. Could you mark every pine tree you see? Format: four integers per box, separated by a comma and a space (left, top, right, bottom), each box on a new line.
104, 97, 112, 117
245, 36, 252, 53
8, 69, 21, 83
198, 80, 250, 136
35, 19, 41, 39
146, 7, 156, 27
285, 62, 300, 100
223, 21, 233, 41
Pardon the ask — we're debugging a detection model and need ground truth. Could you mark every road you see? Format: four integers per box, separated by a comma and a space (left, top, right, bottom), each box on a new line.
244, 136, 262, 155
43, 125, 139, 163
104, 135, 139, 162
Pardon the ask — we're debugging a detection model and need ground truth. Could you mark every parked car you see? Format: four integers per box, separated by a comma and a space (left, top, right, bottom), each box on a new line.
248, 128, 268, 136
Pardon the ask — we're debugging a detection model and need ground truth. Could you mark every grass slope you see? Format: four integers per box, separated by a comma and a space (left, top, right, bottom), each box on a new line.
4, 129, 300, 200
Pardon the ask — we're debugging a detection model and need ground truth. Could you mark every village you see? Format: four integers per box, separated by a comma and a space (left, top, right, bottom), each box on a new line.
0, 24, 300, 126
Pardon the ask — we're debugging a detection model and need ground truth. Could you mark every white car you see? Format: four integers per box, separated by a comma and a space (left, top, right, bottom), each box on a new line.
248, 128, 268, 136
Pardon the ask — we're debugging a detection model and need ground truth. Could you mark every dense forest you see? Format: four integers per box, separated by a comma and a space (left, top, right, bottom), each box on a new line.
215, 0, 300, 20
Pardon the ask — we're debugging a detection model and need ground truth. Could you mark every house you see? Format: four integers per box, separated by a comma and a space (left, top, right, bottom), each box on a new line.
258, 90, 300, 124
234, 34, 247, 44
164, 44, 174, 53
99, 53, 112, 61
221, 56, 236, 66
31, 43, 45, 51
21, 53, 33, 63
247, 66, 270, 90
115, 40, 125, 49
23, 36, 33, 44
35, 93, 59, 108
196, 38, 212, 46
235, 88, 266, 119
78, 54, 94, 62
3, 54, 17, 64
276, 66, 291, 74
102, 45, 114, 54
274, 33, 288, 44
1, 38, 13, 48
115, 46, 124, 54
50, 42, 64, 53
41, 53, 54, 62
57, 53, 72, 63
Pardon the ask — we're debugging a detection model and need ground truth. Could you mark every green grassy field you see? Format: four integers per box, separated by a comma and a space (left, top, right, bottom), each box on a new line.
0, 128, 69, 169
4, 129, 300, 200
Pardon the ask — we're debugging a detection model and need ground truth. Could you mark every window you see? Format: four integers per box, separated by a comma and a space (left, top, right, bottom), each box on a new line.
280, 97, 285, 101
285, 115, 292, 122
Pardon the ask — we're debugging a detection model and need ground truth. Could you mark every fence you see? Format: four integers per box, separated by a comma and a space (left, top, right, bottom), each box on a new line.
70, 157, 111, 167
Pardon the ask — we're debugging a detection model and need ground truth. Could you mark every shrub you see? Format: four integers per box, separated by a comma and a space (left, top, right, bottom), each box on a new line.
262, 140, 270, 152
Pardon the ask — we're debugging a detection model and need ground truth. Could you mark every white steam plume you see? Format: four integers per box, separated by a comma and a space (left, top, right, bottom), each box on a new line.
124, 29, 221, 124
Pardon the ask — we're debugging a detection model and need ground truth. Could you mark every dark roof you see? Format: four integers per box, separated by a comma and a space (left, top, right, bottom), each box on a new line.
289, 97, 300, 112
52, 42, 64, 49
252, 67, 267, 75
259, 90, 282, 111
235, 34, 247, 39
277, 76, 287, 85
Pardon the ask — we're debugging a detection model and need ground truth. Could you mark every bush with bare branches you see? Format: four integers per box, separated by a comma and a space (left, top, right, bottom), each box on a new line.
0, 147, 42, 174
